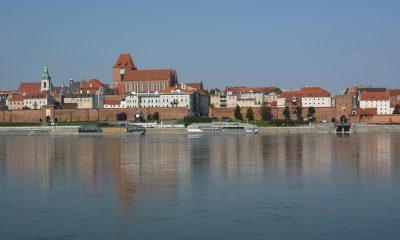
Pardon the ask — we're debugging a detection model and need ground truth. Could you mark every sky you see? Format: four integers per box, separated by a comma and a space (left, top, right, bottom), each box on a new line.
0, 0, 399, 94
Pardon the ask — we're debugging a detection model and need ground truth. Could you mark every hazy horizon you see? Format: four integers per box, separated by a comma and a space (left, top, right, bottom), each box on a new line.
1, 0, 399, 94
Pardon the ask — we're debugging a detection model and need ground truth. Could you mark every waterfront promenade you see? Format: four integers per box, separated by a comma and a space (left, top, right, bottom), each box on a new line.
1, 124, 400, 135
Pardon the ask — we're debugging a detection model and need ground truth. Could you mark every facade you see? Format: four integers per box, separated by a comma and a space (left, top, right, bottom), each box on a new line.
112, 53, 178, 95
124, 89, 193, 114
63, 94, 105, 109
104, 99, 126, 108
359, 92, 390, 115
23, 93, 54, 109
7, 94, 24, 110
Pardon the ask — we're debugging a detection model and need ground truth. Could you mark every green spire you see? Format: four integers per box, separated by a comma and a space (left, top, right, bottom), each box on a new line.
42, 60, 51, 81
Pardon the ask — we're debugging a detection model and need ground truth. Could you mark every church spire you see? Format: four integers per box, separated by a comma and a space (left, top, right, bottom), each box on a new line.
42, 60, 51, 81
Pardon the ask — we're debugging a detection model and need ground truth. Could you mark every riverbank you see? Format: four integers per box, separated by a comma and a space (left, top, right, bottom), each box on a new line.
0, 123, 399, 135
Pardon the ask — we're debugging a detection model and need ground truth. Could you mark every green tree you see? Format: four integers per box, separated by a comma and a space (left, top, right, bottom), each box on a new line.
393, 104, 400, 114
234, 105, 243, 120
296, 106, 303, 122
307, 106, 316, 117
22, 106, 30, 110
152, 112, 160, 120
283, 106, 291, 120
246, 107, 254, 120
261, 105, 273, 121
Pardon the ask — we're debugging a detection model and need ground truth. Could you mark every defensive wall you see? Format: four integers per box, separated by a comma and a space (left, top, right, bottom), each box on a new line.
0, 107, 189, 123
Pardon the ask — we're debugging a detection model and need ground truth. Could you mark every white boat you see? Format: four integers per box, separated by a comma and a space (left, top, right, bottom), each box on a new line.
187, 122, 259, 134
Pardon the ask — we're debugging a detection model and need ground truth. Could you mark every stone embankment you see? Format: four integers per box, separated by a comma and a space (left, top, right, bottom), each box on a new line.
0, 123, 399, 135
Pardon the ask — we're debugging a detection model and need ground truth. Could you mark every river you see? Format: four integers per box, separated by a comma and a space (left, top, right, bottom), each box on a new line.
0, 133, 400, 239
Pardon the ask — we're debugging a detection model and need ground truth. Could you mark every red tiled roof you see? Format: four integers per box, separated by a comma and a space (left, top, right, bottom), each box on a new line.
24, 93, 48, 99
104, 99, 121, 105
81, 79, 106, 89
159, 86, 193, 94
280, 86, 331, 100
356, 108, 377, 115
125, 69, 173, 82
8, 94, 24, 101
359, 92, 389, 101
388, 89, 400, 96
17, 82, 41, 93
113, 53, 137, 69
184, 82, 203, 90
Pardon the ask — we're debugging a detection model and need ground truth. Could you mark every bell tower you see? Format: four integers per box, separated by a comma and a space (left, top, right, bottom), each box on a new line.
41, 60, 52, 92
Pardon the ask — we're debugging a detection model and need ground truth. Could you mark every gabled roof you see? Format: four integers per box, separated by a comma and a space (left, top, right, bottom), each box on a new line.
113, 53, 137, 70
359, 92, 389, 101
81, 79, 106, 89
125, 69, 173, 81
8, 94, 24, 101
17, 82, 41, 94
280, 86, 331, 100
159, 86, 193, 94
388, 89, 400, 96
184, 82, 203, 90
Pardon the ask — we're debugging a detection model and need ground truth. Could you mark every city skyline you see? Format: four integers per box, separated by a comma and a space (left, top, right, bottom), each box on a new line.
1, 0, 400, 93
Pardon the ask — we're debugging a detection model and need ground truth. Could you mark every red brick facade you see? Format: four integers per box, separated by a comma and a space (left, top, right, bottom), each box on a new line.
0, 107, 189, 123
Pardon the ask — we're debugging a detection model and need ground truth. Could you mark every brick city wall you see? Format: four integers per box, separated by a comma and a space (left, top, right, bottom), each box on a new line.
0, 107, 189, 123
0, 110, 45, 123
352, 114, 400, 124
209, 107, 279, 120
276, 107, 336, 122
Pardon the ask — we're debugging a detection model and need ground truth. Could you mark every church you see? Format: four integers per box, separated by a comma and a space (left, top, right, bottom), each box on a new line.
112, 53, 178, 95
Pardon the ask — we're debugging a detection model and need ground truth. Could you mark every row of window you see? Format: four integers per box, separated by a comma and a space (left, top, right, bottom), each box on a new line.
125, 82, 168, 92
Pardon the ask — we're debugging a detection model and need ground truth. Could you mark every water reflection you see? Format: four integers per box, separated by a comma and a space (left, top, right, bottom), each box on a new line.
1, 133, 400, 239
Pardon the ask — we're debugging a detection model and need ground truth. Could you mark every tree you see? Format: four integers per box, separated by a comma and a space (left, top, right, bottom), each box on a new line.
152, 112, 160, 120
393, 104, 400, 114
22, 106, 30, 110
246, 107, 254, 120
234, 105, 243, 120
283, 106, 291, 120
296, 106, 303, 122
261, 105, 273, 121
307, 106, 315, 117
209, 88, 220, 95
116, 112, 127, 121
307, 106, 316, 122
147, 113, 153, 121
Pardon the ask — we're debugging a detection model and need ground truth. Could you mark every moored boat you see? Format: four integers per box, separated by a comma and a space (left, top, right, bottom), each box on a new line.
187, 122, 259, 134
78, 122, 146, 136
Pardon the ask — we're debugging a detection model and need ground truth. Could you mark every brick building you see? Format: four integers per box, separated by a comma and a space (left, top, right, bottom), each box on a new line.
112, 53, 178, 95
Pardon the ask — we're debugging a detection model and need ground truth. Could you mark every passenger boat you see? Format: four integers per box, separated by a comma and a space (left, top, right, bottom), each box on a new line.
187, 122, 259, 134
78, 122, 146, 136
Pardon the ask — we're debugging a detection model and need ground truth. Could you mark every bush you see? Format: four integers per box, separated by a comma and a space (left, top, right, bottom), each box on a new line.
270, 119, 297, 127
182, 116, 213, 127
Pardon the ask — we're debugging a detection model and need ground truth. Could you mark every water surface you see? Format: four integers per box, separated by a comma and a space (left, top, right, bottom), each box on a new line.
1, 133, 400, 239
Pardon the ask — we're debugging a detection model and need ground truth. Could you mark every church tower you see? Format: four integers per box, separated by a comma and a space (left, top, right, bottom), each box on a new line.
41, 60, 52, 92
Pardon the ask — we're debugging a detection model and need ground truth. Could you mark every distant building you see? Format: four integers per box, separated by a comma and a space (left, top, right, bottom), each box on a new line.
23, 93, 54, 109
63, 93, 105, 109
277, 86, 333, 109
112, 53, 178, 95
124, 88, 193, 114
359, 91, 390, 115
211, 86, 279, 109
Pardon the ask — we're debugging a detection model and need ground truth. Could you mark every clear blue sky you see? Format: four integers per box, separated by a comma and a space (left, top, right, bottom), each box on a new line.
1, 0, 399, 93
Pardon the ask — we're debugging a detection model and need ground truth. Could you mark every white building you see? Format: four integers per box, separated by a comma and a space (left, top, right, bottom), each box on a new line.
301, 96, 333, 108
104, 99, 126, 108
359, 92, 391, 115
23, 94, 54, 109
124, 89, 193, 114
